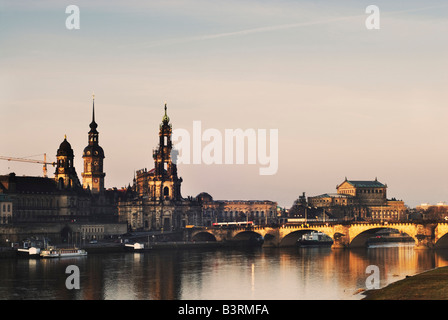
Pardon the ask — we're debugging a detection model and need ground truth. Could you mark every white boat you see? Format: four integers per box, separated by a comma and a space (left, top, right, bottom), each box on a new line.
297, 231, 333, 246
125, 242, 145, 251
40, 247, 87, 258
17, 247, 41, 258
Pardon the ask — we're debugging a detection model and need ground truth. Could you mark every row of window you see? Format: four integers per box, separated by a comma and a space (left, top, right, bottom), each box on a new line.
81, 227, 104, 234
15, 211, 58, 218
16, 198, 90, 209
16, 198, 55, 208
311, 199, 353, 204
14, 210, 89, 218
204, 210, 273, 217
359, 189, 383, 194
372, 211, 400, 215
339, 189, 384, 195
1, 204, 11, 212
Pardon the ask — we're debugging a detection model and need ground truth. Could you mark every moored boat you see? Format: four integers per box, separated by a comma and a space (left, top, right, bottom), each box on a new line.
297, 231, 333, 247
125, 242, 149, 251
40, 247, 87, 258
17, 247, 41, 259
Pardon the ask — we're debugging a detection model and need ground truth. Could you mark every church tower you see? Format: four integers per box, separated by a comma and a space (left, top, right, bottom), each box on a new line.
151, 103, 182, 200
55, 135, 81, 189
82, 95, 105, 194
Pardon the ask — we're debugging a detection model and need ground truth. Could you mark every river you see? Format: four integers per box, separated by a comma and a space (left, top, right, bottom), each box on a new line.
1, 243, 448, 300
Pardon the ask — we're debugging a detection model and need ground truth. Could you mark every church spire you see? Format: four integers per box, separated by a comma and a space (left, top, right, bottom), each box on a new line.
89, 93, 98, 133
92, 93, 95, 123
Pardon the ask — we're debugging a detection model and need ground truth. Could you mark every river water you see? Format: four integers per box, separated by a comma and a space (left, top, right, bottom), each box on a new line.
1, 243, 448, 300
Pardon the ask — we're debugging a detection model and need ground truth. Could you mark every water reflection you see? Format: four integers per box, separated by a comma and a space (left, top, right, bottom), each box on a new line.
1, 244, 448, 300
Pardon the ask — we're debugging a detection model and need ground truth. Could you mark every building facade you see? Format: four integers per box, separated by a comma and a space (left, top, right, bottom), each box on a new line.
0, 194, 12, 225
197, 192, 277, 226
308, 178, 407, 221
118, 104, 202, 231
0, 98, 118, 224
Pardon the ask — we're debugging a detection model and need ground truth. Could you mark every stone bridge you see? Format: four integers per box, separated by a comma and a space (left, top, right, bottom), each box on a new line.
188, 222, 448, 249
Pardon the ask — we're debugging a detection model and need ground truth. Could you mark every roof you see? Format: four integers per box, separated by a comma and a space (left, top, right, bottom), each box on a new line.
310, 193, 353, 199
0, 175, 59, 193
57, 137, 74, 157
345, 180, 386, 188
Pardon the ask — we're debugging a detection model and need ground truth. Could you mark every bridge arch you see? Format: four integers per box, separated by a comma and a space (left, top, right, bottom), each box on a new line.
435, 223, 448, 248
435, 234, 448, 248
191, 231, 217, 242
190, 222, 440, 249
349, 224, 417, 248
279, 229, 334, 247
232, 230, 264, 242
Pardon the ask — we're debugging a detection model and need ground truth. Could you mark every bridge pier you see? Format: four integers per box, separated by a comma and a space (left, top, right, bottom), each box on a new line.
414, 236, 434, 250
414, 224, 436, 250
331, 232, 349, 249
331, 243, 348, 249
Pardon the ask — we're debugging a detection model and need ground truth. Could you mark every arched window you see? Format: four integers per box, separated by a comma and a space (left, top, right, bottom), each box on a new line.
58, 178, 64, 189
163, 186, 169, 196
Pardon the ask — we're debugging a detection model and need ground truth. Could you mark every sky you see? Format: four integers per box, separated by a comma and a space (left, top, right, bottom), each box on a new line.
0, 0, 447, 208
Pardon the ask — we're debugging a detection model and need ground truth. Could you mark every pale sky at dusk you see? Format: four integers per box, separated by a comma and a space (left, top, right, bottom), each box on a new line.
1, 0, 447, 208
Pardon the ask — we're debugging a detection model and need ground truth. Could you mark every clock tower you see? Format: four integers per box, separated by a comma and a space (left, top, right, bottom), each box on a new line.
82, 95, 105, 194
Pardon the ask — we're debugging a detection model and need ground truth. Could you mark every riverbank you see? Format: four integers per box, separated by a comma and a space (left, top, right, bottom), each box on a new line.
362, 266, 448, 300
0, 240, 260, 258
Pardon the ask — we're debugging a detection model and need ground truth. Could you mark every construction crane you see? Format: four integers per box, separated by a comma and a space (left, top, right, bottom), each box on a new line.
0, 153, 56, 178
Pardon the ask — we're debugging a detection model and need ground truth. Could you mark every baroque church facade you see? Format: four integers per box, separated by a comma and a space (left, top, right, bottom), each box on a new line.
117, 104, 203, 231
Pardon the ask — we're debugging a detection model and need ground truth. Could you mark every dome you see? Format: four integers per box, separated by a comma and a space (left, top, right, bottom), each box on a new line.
196, 192, 213, 203
57, 136, 74, 157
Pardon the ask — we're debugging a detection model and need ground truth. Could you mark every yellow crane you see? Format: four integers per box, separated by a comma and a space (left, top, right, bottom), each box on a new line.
0, 154, 56, 178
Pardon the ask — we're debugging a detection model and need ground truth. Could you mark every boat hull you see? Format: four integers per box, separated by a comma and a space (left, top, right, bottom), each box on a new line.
297, 240, 333, 247
17, 247, 41, 259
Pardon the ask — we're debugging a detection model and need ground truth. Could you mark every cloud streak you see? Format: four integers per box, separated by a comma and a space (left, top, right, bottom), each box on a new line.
127, 4, 448, 49
137, 15, 363, 49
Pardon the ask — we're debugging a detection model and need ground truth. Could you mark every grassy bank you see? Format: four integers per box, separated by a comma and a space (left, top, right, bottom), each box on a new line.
363, 266, 448, 300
